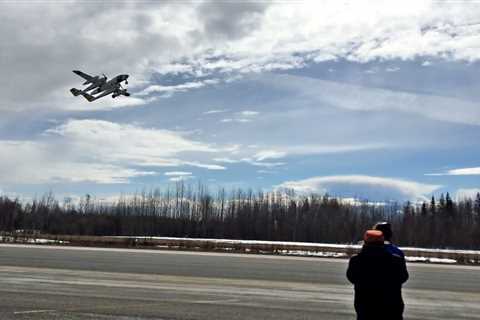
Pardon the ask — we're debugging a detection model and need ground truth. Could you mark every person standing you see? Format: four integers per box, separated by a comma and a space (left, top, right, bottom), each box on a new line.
374, 221, 405, 259
347, 230, 409, 320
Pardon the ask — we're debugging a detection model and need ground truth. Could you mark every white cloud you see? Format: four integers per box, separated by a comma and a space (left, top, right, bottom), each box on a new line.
47, 119, 217, 164
213, 157, 285, 168
220, 118, 252, 123
455, 188, 480, 200
257, 169, 276, 174
213, 143, 385, 168
385, 67, 400, 72
254, 150, 287, 161
218, 110, 259, 124
169, 175, 195, 182
212, 157, 240, 164
0, 119, 225, 184
422, 60, 432, 66
154, 63, 194, 75
4, 2, 480, 112
253, 144, 385, 161
0, 140, 154, 184
204, 109, 229, 115
169, 2, 480, 81
238, 110, 259, 117
448, 167, 480, 175
183, 162, 226, 170
137, 80, 216, 97
164, 171, 192, 176
278, 175, 441, 201
263, 74, 480, 126
426, 167, 480, 176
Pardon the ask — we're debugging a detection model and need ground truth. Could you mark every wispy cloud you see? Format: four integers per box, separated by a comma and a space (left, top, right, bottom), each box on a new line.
3, 2, 480, 112
213, 157, 285, 168
254, 150, 287, 161
0, 140, 154, 184
422, 60, 432, 66
455, 188, 480, 200
137, 79, 219, 97
220, 118, 252, 123
183, 162, 226, 171
238, 110, 259, 117
165, 170, 195, 182
426, 167, 480, 176
165, 171, 192, 176
263, 74, 480, 126
253, 144, 386, 161
204, 109, 229, 115
218, 110, 260, 124
0, 120, 225, 184
169, 175, 195, 182
386, 67, 400, 72
278, 175, 441, 201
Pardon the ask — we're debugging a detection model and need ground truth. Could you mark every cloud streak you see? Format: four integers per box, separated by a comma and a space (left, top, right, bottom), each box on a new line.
0, 119, 225, 185
263, 74, 480, 126
3, 2, 480, 111
426, 167, 480, 176
456, 188, 480, 200
278, 175, 441, 201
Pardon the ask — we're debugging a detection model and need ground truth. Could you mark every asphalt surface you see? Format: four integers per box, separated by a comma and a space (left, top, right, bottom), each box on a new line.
0, 244, 479, 320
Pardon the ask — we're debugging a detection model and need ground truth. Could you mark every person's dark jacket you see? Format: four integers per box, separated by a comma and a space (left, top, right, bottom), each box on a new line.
385, 242, 405, 259
347, 244, 409, 320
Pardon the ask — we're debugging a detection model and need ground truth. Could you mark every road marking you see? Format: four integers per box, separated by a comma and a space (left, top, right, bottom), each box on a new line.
13, 309, 55, 314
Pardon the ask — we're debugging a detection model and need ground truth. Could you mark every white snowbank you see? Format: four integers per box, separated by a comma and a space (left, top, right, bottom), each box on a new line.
405, 256, 457, 264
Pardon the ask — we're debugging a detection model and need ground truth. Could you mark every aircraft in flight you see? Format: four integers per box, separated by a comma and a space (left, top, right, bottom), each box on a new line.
70, 70, 130, 102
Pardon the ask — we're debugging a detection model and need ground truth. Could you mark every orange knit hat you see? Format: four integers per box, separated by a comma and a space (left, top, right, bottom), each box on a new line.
364, 229, 384, 244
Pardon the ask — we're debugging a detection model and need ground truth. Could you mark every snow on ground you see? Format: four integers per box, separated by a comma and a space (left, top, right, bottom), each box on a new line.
120, 236, 363, 249
122, 236, 480, 255
0, 237, 67, 244
2, 235, 479, 265
278, 250, 347, 258
114, 236, 480, 264
405, 256, 457, 264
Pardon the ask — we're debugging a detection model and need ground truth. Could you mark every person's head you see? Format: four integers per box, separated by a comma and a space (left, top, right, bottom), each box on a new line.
363, 229, 384, 246
373, 221, 392, 241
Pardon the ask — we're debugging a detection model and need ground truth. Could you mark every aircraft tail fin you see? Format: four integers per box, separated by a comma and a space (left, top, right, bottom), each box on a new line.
70, 88, 82, 96
71, 88, 95, 102
80, 92, 96, 102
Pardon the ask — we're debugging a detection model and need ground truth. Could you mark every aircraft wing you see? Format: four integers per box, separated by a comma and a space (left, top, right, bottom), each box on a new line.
73, 70, 94, 81
91, 87, 116, 100
84, 82, 99, 91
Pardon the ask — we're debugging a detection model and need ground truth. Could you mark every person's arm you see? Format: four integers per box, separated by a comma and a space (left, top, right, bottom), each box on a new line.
346, 256, 358, 284
394, 255, 409, 284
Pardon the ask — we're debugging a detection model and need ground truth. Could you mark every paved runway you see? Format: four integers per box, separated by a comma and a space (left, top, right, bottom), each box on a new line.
0, 244, 479, 320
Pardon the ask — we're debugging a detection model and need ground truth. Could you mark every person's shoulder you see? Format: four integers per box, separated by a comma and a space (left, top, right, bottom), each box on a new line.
349, 253, 360, 259
391, 253, 403, 260
349, 253, 361, 263
386, 243, 405, 257
390, 253, 407, 268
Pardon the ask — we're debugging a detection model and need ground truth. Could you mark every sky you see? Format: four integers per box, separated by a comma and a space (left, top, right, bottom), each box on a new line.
1, 0, 479, 203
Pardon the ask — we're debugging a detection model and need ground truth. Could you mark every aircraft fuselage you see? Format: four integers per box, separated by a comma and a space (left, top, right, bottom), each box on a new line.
91, 75, 129, 94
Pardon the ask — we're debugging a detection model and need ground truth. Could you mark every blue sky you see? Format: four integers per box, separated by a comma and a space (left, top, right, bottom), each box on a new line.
1, 1, 479, 202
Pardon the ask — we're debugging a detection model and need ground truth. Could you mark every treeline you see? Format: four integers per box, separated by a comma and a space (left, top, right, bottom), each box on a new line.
0, 184, 479, 249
